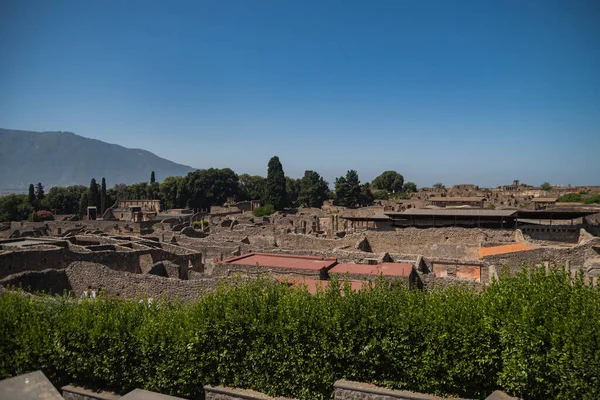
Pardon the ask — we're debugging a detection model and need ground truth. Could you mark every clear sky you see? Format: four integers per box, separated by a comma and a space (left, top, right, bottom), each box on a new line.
1, 0, 598, 188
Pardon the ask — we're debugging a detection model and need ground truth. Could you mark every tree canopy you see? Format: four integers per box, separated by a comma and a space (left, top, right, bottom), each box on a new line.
264, 156, 287, 210
184, 168, 239, 210
298, 170, 329, 208
403, 181, 417, 193
372, 171, 404, 193
237, 174, 265, 202
334, 170, 363, 207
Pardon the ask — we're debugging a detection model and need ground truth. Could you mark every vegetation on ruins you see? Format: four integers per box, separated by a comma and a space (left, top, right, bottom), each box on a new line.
264, 156, 288, 210
252, 204, 276, 217
298, 170, 330, 208
183, 168, 239, 210
1, 267, 599, 400
0, 194, 33, 222
286, 176, 301, 207
403, 181, 417, 193
238, 174, 266, 202
30, 210, 54, 222
432, 182, 445, 189
557, 192, 600, 204
334, 170, 373, 208
540, 182, 551, 190
372, 189, 389, 200
28, 184, 36, 207
371, 170, 404, 193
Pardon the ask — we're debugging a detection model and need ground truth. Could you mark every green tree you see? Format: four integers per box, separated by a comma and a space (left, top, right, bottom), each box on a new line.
360, 183, 374, 206
128, 182, 149, 200
237, 174, 266, 201
334, 170, 362, 207
372, 171, 404, 192
264, 156, 287, 210
34, 182, 45, 209
78, 191, 89, 219
184, 168, 239, 210
286, 177, 301, 207
160, 176, 184, 210
150, 171, 156, 184
89, 178, 100, 208
100, 178, 107, 214
298, 170, 329, 208
433, 182, 446, 189
0, 194, 33, 222
43, 185, 86, 215
373, 189, 389, 200
28, 184, 36, 206
541, 182, 551, 190
403, 181, 417, 193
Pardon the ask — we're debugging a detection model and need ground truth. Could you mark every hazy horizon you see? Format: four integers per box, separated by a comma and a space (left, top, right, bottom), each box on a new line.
1, 0, 598, 188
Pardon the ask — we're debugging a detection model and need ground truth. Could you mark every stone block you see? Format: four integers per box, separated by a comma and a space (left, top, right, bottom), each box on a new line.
0, 370, 63, 400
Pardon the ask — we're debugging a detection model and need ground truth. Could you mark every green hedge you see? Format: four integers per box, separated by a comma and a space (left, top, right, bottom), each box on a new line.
1, 268, 599, 400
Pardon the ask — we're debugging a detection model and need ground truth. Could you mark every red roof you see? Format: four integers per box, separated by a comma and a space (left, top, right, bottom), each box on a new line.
330, 262, 414, 277
219, 252, 337, 271
275, 277, 365, 295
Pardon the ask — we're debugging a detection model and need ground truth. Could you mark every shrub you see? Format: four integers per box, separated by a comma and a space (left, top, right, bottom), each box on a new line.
557, 193, 582, 203
0, 268, 599, 400
253, 204, 275, 217
583, 194, 600, 204
192, 219, 209, 229
372, 190, 389, 200
32, 210, 54, 221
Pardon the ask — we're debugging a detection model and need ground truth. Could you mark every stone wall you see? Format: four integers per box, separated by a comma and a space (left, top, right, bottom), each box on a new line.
333, 380, 471, 400
0, 262, 224, 301
204, 385, 293, 400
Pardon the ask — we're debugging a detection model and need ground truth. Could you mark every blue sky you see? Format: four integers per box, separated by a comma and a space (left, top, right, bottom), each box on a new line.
1, 0, 598, 187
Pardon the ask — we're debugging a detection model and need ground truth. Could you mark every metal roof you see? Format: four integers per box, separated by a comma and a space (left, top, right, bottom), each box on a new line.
341, 212, 391, 221
516, 210, 597, 219
429, 197, 485, 202
386, 209, 517, 218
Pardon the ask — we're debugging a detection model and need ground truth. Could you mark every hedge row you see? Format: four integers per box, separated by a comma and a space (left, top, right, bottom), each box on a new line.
1, 267, 599, 400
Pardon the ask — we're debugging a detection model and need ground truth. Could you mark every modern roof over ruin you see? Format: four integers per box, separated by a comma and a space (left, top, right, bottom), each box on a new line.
330, 262, 414, 277
219, 252, 337, 271
478, 243, 533, 258
386, 209, 517, 218
532, 197, 558, 202
428, 197, 485, 202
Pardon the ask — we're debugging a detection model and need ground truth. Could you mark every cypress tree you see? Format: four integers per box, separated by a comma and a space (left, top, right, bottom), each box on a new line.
151, 171, 156, 184
264, 156, 287, 210
78, 191, 89, 219
89, 178, 100, 208
28, 184, 35, 206
100, 177, 107, 214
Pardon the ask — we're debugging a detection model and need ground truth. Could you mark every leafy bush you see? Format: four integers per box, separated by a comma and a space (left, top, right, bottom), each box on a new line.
192, 219, 209, 229
583, 194, 600, 204
372, 190, 389, 200
557, 193, 582, 203
253, 204, 275, 217
0, 268, 599, 400
31, 210, 54, 221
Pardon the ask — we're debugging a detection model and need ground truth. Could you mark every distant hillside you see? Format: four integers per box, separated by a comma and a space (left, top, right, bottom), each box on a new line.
0, 129, 195, 191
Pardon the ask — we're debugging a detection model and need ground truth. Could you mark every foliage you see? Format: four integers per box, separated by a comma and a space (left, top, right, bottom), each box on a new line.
252, 204, 276, 217
298, 171, 329, 208
89, 179, 100, 209
372, 190, 389, 200
192, 219, 209, 230
0, 268, 599, 400
34, 182, 45, 209
160, 176, 185, 210
32, 210, 54, 222
433, 182, 445, 189
583, 194, 600, 204
540, 182, 551, 190
0, 194, 34, 222
359, 183, 374, 206
403, 181, 417, 193
150, 171, 156, 184
486, 203, 496, 209
371, 171, 404, 192
286, 177, 301, 208
264, 157, 287, 210
78, 191, 89, 219
100, 178, 107, 214
237, 174, 265, 202
183, 168, 239, 210
42, 185, 87, 215
28, 184, 36, 206
334, 170, 362, 207
557, 193, 582, 203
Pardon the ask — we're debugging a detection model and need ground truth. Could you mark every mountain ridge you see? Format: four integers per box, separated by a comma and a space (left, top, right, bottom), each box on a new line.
0, 128, 196, 191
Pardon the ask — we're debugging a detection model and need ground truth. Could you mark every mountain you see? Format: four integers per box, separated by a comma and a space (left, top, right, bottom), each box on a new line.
0, 129, 195, 191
